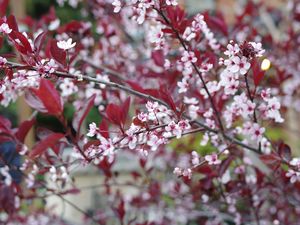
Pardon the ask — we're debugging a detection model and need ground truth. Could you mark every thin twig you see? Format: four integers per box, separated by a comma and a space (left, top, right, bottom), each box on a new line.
82, 59, 126, 82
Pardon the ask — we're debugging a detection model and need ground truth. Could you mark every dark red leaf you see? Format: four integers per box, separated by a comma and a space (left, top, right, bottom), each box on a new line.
139, 158, 147, 168
72, 94, 95, 133
126, 81, 161, 102
151, 50, 164, 67
203, 12, 228, 36
6, 15, 18, 32
98, 156, 114, 177
84, 140, 101, 151
0, 0, 8, 17
126, 81, 145, 94
15, 118, 35, 143
0, 115, 11, 130
0, 136, 13, 143
44, 38, 52, 59
132, 117, 145, 127
0, 36, 3, 49
278, 142, 292, 162
20, 16, 35, 29
218, 156, 234, 177
62, 188, 81, 195
0, 115, 12, 135
113, 200, 125, 222
252, 59, 265, 86
99, 119, 109, 139
131, 171, 141, 180
9, 31, 32, 54
50, 39, 66, 66
106, 98, 131, 127
32, 79, 63, 116
106, 103, 122, 126
159, 88, 177, 113
0, 185, 16, 214
4, 68, 13, 80
165, 6, 187, 33
194, 165, 214, 175
121, 97, 130, 125
260, 154, 281, 170
62, 21, 83, 33
29, 133, 65, 158
34, 31, 48, 54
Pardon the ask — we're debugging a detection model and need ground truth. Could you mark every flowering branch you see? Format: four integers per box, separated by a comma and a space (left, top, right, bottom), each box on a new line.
5, 60, 261, 153
0, 1, 299, 224
154, 7, 225, 132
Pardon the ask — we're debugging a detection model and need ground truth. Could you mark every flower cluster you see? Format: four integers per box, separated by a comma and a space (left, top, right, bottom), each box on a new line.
183, 14, 219, 50
220, 41, 264, 96
49, 166, 69, 182
0, 70, 40, 106
163, 120, 191, 138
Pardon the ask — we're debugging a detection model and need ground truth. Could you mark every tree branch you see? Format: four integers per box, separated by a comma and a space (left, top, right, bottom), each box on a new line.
6, 61, 261, 154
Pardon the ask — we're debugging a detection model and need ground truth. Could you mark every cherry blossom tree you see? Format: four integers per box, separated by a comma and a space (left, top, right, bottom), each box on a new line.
0, 0, 300, 224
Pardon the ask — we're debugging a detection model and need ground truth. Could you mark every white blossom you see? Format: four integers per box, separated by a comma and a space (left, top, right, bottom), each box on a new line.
57, 38, 76, 50
166, 0, 178, 6
0, 23, 12, 34
205, 153, 221, 165
112, 0, 121, 13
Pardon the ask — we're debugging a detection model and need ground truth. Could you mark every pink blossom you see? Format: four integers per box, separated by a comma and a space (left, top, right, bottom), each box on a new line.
182, 168, 192, 179
120, 133, 138, 150
227, 56, 251, 75
164, 120, 190, 139
173, 167, 182, 176
173, 167, 192, 179
249, 42, 265, 57
183, 27, 196, 41
98, 136, 115, 157
205, 153, 221, 165
224, 42, 240, 57
286, 169, 300, 183
59, 78, 78, 97
191, 151, 200, 165
250, 123, 265, 142
193, 14, 220, 50
290, 158, 300, 170
148, 24, 165, 49
177, 78, 189, 93
0, 56, 7, 67
147, 133, 165, 151
181, 51, 197, 64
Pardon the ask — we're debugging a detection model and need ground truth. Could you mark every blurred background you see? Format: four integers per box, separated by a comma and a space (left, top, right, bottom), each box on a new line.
0, 0, 296, 224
